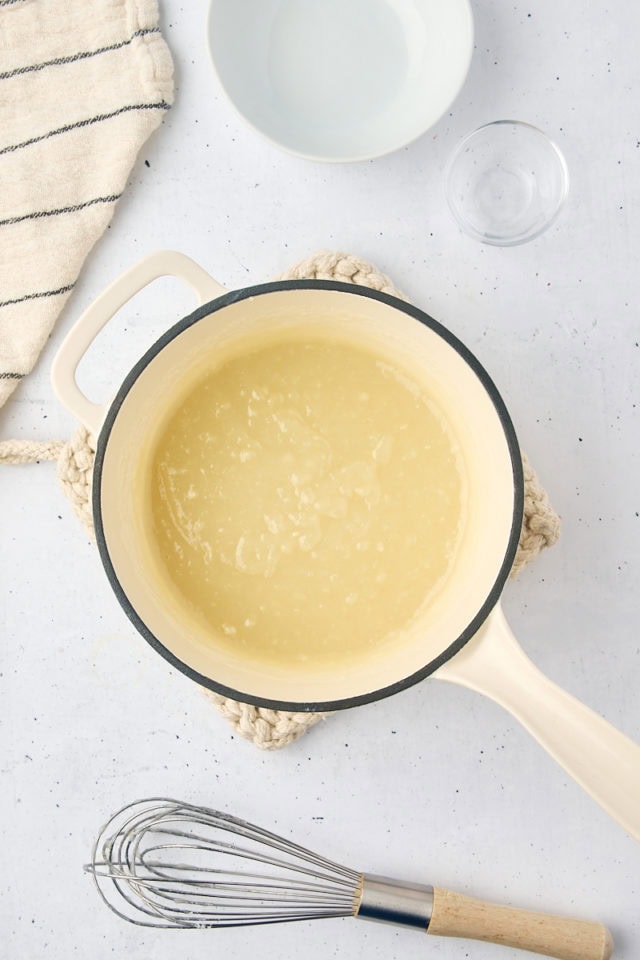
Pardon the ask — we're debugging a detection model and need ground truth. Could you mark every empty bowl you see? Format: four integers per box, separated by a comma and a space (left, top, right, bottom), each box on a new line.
444, 120, 569, 245
207, 0, 474, 162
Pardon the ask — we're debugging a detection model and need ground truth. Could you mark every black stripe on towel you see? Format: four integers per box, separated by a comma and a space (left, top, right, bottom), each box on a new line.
0, 194, 122, 227
0, 372, 24, 379
0, 29, 161, 81
0, 101, 171, 156
0, 0, 28, 7
0, 283, 75, 309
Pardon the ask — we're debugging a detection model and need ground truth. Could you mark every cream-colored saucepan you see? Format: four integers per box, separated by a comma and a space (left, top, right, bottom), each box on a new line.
52, 252, 640, 839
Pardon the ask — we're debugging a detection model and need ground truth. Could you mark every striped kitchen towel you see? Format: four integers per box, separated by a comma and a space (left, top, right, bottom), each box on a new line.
0, 0, 174, 409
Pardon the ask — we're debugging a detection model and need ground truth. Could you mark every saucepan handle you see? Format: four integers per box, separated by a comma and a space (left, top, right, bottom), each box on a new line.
428, 886, 613, 960
51, 251, 227, 435
435, 604, 640, 841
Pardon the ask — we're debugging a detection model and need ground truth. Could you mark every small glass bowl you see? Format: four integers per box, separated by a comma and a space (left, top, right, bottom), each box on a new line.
444, 120, 569, 246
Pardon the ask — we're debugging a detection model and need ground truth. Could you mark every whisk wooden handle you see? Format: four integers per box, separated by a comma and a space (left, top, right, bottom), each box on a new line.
427, 886, 613, 960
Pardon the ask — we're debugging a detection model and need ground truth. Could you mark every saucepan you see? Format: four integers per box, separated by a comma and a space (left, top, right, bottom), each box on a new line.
51, 251, 640, 839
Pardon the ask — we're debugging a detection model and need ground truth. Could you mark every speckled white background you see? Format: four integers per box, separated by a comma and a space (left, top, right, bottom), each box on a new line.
1, 1, 639, 958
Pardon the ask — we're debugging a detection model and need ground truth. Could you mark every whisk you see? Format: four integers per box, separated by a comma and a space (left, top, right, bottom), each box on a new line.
87, 798, 612, 960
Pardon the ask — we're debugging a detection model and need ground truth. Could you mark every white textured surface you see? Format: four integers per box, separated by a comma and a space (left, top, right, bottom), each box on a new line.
1, 1, 639, 958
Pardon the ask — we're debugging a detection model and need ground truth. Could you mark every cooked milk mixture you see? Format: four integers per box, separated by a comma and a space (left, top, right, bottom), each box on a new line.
148, 338, 465, 666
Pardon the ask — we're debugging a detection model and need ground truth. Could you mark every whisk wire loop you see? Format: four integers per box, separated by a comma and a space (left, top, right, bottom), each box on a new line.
87, 799, 361, 928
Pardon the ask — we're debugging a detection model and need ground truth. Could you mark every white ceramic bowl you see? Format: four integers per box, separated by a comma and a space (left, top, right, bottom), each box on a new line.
207, 0, 474, 162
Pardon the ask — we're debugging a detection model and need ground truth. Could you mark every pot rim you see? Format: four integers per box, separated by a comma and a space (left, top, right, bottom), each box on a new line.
93, 279, 524, 712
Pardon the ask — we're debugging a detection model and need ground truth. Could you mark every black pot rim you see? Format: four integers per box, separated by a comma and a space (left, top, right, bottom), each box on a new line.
93, 279, 524, 713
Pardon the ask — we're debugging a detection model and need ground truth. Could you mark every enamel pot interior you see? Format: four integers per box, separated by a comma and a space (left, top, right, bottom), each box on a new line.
94, 281, 522, 710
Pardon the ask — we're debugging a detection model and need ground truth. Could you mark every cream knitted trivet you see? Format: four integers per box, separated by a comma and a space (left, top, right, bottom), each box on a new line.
0, 0, 173, 409
0, 251, 560, 749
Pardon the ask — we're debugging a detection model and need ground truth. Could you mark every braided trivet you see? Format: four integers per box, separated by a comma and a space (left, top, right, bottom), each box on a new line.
1, 251, 560, 749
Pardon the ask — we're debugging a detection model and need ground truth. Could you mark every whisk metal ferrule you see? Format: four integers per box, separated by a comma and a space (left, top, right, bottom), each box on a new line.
356, 874, 433, 930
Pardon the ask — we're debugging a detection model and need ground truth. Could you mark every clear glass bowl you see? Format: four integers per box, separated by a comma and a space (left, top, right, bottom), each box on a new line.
444, 120, 569, 246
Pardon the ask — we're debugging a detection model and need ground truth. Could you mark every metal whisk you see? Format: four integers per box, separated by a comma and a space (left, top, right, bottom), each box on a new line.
86, 798, 612, 960
89, 798, 363, 928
